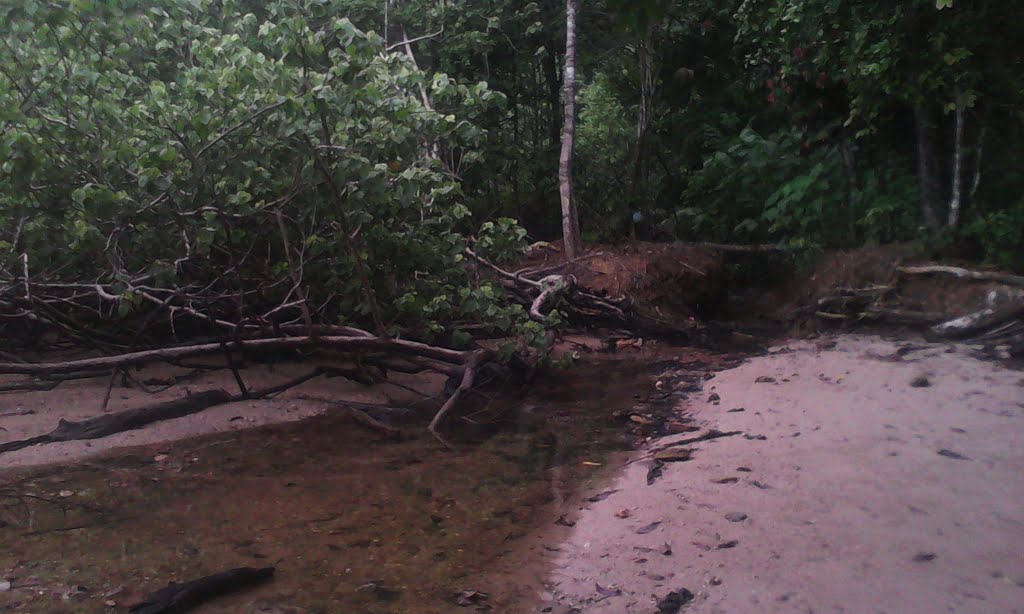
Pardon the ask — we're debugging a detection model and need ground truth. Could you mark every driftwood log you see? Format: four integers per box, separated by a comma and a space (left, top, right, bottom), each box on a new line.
129, 566, 275, 614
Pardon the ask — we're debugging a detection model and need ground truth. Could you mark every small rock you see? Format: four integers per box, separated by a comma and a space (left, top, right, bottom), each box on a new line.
736, 467, 752, 472
0, 580, 10, 592
727, 407, 745, 413
630, 414, 652, 425
910, 376, 931, 388
709, 576, 722, 586
707, 393, 721, 402
615, 509, 631, 519
58, 490, 73, 498
713, 477, 739, 484
595, 583, 622, 598
555, 515, 576, 527
656, 588, 695, 613
153, 454, 168, 462
105, 600, 116, 608
750, 480, 771, 490
755, 376, 776, 384
743, 434, 767, 441
716, 539, 739, 549
661, 542, 673, 556
725, 512, 748, 522
913, 552, 937, 562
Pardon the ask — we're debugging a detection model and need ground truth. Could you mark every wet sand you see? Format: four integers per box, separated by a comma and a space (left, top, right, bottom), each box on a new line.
494, 336, 1024, 613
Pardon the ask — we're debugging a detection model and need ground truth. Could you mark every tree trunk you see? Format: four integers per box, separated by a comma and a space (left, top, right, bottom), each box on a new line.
947, 99, 965, 228
545, 43, 562, 146
559, 0, 582, 260
630, 20, 656, 240
914, 106, 942, 233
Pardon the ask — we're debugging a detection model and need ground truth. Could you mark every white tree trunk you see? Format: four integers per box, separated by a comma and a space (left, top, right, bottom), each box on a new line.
558, 0, 581, 260
947, 100, 965, 227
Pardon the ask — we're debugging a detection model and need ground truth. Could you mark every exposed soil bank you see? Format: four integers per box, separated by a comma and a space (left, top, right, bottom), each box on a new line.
490, 336, 1024, 613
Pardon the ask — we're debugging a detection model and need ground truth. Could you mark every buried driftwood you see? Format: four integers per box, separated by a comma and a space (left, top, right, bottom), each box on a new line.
812, 262, 1024, 354
0, 368, 349, 454
129, 566, 275, 614
897, 265, 1024, 288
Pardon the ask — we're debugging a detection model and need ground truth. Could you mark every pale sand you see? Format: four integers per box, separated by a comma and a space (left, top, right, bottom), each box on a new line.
498, 336, 1024, 614
0, 364, 444, 469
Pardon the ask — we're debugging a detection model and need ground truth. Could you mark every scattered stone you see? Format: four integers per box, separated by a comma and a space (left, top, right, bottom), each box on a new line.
153, 454, 168, 462
709, 576, 722, 586
644, 573, 666, 581
595, 583, 622, 598
654, 447, 692, 463
707, 393, 721, 402
736, 467, 752, 472
656, 588, 694, 613
937, 449, 970, 461
661, 542, 673, 556
665, 421, 700, 434
555, 515, 576, 527
615, 509, 631, 519
791, 432, 801, 437
910, 376, 931, 388
713, 477, 739, 484
630, 414, 652, 425
725, 512, 748, 522
454, 589, 490, 607
755, 376, 776, 384
636, 521, 662, 535
951, 427, 967, 434
58, 490, 74, 498
727, 407, 745, 413
750, 480, 771, 490
743, 434, 767, 441
716, 540, 739, 549
913, 552, 937, 563
0, 580, 10, 592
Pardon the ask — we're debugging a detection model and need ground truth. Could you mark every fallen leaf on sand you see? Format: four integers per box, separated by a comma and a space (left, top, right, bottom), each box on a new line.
636, 521, 662, 534
654, 447, 692, 462
587, 489, 619, 502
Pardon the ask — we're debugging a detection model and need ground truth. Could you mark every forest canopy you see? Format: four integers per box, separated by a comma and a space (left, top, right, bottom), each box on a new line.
1, 0, 1022, 348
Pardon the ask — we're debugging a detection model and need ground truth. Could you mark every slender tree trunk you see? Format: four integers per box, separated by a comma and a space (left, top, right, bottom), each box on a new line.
545, 45, 562, 146
969, 123, 987, 203
558, 0, 581, 260
947, 99, 965, 228
630, 20, 656, 240
914, 106, 941, 233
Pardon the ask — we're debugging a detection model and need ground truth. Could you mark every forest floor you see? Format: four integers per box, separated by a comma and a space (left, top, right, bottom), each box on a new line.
1, 243, 1022, 613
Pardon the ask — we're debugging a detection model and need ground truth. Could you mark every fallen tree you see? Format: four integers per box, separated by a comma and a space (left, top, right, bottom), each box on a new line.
811, 262, 1024, 353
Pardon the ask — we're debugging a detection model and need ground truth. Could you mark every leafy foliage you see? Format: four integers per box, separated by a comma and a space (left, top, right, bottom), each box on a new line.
0, 0, 531, 339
